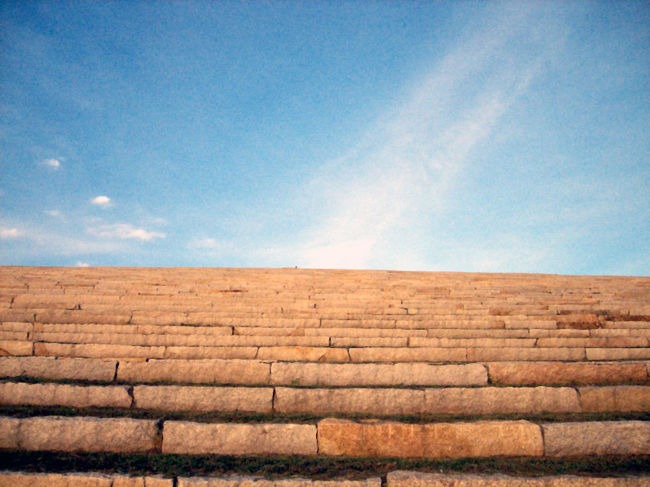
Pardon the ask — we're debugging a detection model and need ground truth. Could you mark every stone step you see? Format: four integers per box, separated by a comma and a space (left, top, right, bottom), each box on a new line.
386, 472, 649, 486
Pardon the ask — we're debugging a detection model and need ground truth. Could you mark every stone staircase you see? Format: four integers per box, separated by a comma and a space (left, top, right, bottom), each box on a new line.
0, 266, 648, 486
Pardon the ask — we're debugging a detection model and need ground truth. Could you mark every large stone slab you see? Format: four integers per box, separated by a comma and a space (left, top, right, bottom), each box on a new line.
0, 382, 131, 408
19, 416, 159, 453
0, 417, 20, 448
385, 471, 650, 486
579, 386, 650, 412
0, 340, 32, 356
468, 348, 585, 361
543, 421, 650, 456
0, 472, 113, 487
257, 346, 349, 362
349, 348, 467, 363
117, 359, 270, 385
487, 361, 648, 385
0, 357, 117, 381
275, 388, 424, 415
317, 419, 543, 458
423, 387, 580, 415
134, 385, 272, 413
271, 362, 487, 386
162, 421, 317, 455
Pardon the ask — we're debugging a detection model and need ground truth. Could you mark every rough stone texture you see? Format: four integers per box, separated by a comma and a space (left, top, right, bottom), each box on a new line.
275, 388, 425, 415
385, 471, 650, 486
162, 421, 317, 455
487, 361, 648, 385
579, 386, 650, 412
349, 347, 466, 363
0, 416, 20, 448
0, 382, 131, 408
177, 476, 380, 486
133, 385, 272, 413
117, 359, 270, 385
410, 338, 536, 348
34, 342, 165, 360
423, 387, 580, 415
257, 346, 349, 362
0, 356, 117, 381
317, 419, 543, 458
468, 348, 585, 362
271, 362, 487, 386
543, 421, 650, 456
0, 340, 32, 356
19, 416, 159, 453
178, 475, 381, 487
586, 348, 650, 360
331, 337, 407, 348
0, 472, 113, 486
163, 346, 258, 360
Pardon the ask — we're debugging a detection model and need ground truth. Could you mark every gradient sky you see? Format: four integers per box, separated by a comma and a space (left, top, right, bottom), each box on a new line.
1, 1, 648, 275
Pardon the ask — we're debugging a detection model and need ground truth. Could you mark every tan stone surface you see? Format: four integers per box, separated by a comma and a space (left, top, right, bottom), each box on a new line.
0, 382, 131, 408
19, 416, 159, 452
162, 421, 317, 455
271, 362, 487, 386
385, 471, 650, 486
134, 385, 272, 412
317, 419, 543, 458
0, 322, 33, 332
176, 476, 380, 486
164, 346, 258, 360
331, 337, 407, 348
487, 361, 648, 385
423, 387, 580, 415
410, 338, 536, 348
0, 472, 113, 486
586, 348, 650, 360
0, 416, 20, 448
468, 348, 585, 361
349, 347, 466, 363
0, 331, 28, 340
0, 356, 116, 381
257, 346, 349, 362
112, 477, 145, 487
117, 359, 270, 385
543, 421, 650, 456
35, 342, 165, 359
0, 340, 32, 356
537, 337, 648, 348
579, 386, 650, 412
145, 478, 174, 487
275, 388, 424, 415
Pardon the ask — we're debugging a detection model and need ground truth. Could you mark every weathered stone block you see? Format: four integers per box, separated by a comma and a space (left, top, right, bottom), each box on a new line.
0, 382, 131, 408
543, 421, 650, 456
176, 476, 380, 486
162, 421, 317, 455
349, 348, 466, 363
317, 419, 543, 458
257, 346, 348, 362
579, 386, 650, 412
0, 416, 20, 448
487, 362, 648, 385
134, 385, 272, 413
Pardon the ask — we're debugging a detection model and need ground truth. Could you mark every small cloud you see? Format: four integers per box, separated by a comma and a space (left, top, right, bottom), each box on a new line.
75, 261, 90, 267
90, 195, 112, 208
0, 227, 22, 239
43, 158, 61, 169
150, 217, 168, 226
87, 223, 165, 241
45, 210, 62, 218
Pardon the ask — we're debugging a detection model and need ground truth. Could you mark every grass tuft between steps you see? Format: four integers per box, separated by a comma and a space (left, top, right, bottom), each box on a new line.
0, 451, 648, 480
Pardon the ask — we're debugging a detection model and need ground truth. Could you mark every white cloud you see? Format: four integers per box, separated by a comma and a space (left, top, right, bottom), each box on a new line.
75, 261, 90, 267
87, 223, 165, 241
45, 210, 62, 218
43, 158, 61, 169
90, 195, 112, 207
0, 227, 22, 239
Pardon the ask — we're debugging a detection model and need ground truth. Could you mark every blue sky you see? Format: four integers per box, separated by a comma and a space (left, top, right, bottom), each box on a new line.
1, 1, 648, 275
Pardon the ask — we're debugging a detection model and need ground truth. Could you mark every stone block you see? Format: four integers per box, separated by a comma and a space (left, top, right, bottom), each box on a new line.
0, 356, 116, 381
317, 419, 543, 458
543, 421, 650, 456
164, 346, 257, 360
271, 362, 487, 386
586, 348, 650, 360
134, 385, 272, 413
19, 416, 159, 453
579, 386, 650, 412
487, 362, 648, 385
0, 382, 131, 408
410, 338, 535, 348
162, 421, 317, 455
0, 340, 32, 356
257, 346, 348, 362
423, 387, 580, 415
467, 348, 584, 362
385, 471, 650, 486
349, 348, 466, 363
34, 342, 165, 360
0, 416, 20, 448
0, 472, 113, 486
275, 388, 424, 415
331, 337, 407, 347
118, 359, 270, 385
176, 476, 380, 486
